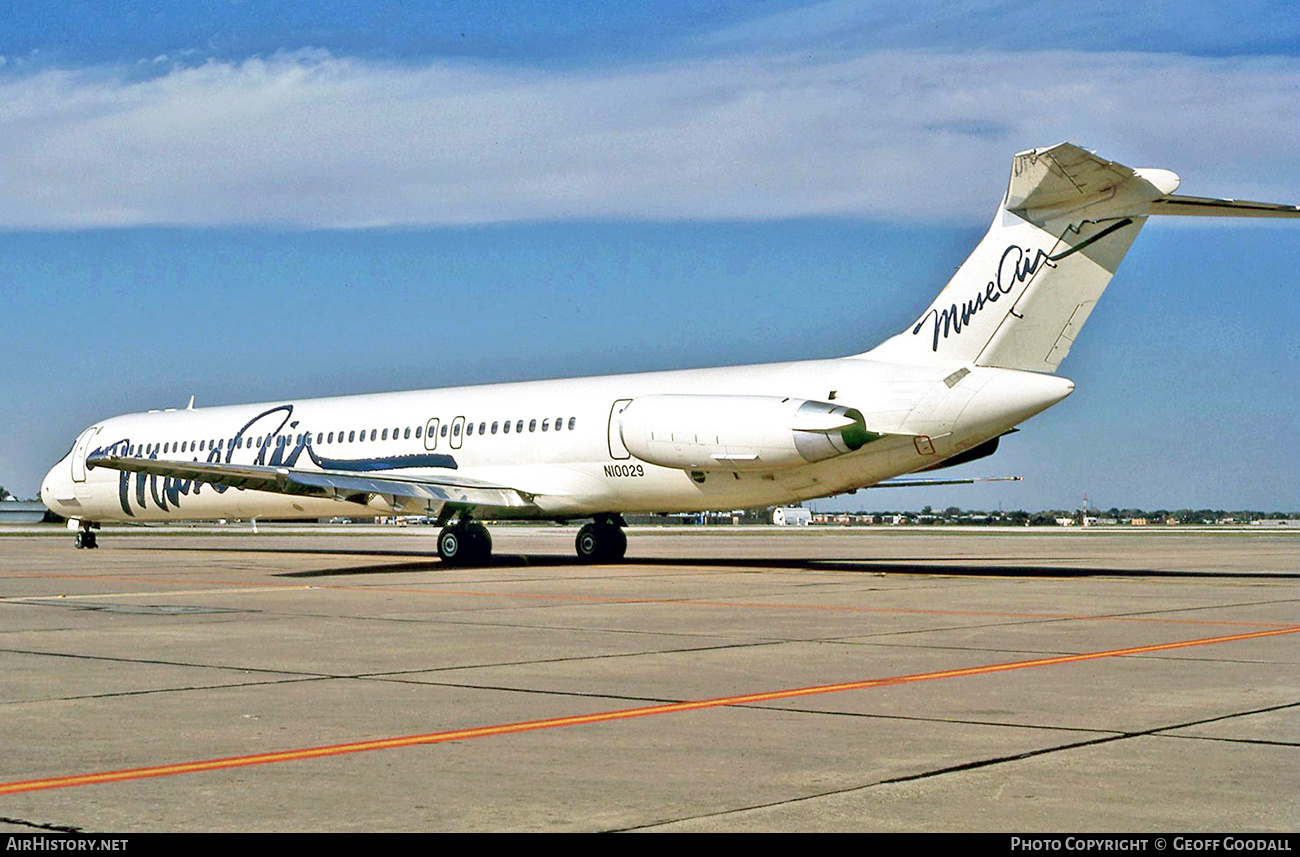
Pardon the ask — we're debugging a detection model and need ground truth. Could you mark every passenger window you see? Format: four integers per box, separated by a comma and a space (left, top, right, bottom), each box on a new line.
415, 426, 422, 439
369, 429, 376, 441
348, 431, 355, 443
440, 425, 448, 438
491, 421, 499, 434
542, 419, 550, 431
516, 420, 524, 433
503, 420, 510, 434
568, 417, 576, 430
529, 419, 536, 432
555, 416, 562, 430
382, 428, 388, 441
453, 423, 461, 437
404, 427, 411, 439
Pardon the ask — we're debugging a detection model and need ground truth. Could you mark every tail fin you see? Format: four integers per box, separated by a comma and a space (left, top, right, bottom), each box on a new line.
867, 143, 1300, 373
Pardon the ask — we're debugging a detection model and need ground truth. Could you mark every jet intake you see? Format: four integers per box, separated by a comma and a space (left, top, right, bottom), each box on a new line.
620, 395, 878, 472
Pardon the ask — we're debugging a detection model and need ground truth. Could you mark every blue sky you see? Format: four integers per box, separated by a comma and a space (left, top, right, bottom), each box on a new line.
1, 2, 1297, 511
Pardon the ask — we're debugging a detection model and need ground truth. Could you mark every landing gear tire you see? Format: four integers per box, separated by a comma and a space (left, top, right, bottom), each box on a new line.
575, 522, 627, 563
437, 521, 492, 566
466, 521, 491, 559
74, 531, 98, 550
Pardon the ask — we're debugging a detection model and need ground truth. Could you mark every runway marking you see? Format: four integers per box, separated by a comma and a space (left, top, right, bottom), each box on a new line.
2, 624, 1296, 797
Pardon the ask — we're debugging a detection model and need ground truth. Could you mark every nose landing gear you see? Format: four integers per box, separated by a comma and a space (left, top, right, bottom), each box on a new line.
72, 521, 99, 549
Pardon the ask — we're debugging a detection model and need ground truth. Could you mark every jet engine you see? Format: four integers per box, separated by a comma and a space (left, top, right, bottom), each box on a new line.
619, 395, 878, 472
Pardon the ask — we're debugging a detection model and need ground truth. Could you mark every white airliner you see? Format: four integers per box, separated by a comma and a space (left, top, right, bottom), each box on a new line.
40, 143, 1299, 562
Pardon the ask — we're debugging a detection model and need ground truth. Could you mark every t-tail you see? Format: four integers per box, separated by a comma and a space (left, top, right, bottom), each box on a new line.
868, 142, 1300, 373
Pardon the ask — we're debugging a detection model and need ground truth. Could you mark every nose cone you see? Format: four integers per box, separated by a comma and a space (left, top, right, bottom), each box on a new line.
40, 461, 74, 514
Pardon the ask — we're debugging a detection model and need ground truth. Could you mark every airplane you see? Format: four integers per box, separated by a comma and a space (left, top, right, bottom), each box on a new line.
39, 143, 1299, 562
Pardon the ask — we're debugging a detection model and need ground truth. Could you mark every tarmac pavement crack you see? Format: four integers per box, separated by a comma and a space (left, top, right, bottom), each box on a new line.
348, 637, 796, 680
0, 646, 330, 679
0, 817, 83, 833
6, 674, 342, 704
608, 699, 1300, 832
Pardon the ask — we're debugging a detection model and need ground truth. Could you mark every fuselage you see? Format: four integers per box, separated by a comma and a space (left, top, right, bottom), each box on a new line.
40, 351, 1074, 524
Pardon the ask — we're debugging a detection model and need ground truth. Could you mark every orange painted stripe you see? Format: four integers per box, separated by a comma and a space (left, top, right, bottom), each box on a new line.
1, 624, 1295, 797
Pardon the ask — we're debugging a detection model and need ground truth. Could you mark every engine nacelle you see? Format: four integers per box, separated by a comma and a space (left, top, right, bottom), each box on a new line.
619, 395, 877, 472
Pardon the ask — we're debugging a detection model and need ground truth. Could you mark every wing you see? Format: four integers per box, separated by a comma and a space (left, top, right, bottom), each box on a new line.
86, 454, 538, 517
868, 476, 1022, 489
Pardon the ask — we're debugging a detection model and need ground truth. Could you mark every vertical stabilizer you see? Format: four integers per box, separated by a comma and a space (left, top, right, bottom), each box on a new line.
868, 143, 1171, 373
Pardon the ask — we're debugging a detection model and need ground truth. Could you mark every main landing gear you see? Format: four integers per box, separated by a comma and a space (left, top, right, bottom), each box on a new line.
575, 514, 627, 563
437, 517, 492, 566
435, 513, 628, 565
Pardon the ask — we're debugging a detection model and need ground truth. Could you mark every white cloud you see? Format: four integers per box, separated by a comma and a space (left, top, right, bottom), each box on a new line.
0, 48, 1296, 228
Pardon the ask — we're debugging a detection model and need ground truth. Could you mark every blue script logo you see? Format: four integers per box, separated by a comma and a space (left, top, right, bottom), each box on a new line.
91, 404, 457, 515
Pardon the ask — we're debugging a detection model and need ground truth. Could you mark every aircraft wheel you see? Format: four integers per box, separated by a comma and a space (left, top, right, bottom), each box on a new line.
84, 531, 98, 549
74, 531, 85, 549
466, 522, 492, 562
438, 522, 492, 566
437, 526, 465, 565
575, 523, 627, 563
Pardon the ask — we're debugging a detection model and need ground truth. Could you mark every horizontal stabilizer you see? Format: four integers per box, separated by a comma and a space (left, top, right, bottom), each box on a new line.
1007, 143, 1179, 223
1146, 194, 1300, 218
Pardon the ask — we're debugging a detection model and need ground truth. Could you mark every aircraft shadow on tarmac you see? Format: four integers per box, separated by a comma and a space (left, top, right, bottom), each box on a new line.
135, 544, 1296, 580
